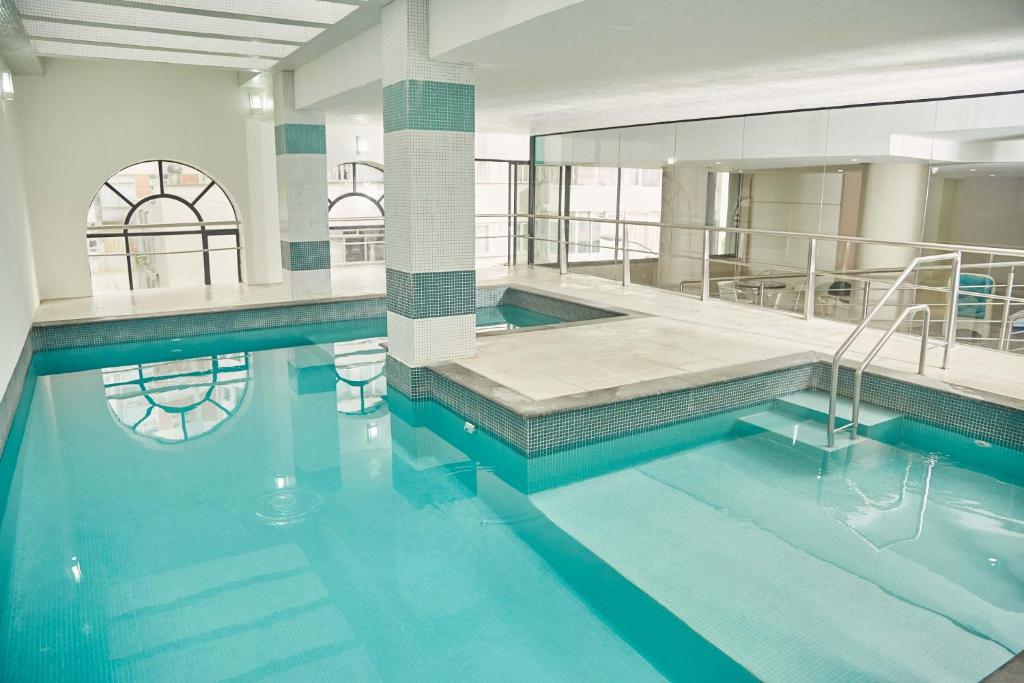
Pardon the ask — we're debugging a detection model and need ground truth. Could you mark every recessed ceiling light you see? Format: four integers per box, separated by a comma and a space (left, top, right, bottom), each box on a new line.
837, 169, 844, 173
989, 173, 996, 177
969, 168, 977, 172
715, 161, 721, 165
849, 158, 859, 162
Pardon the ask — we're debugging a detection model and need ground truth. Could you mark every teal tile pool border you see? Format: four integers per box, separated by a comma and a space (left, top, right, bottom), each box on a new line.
0, 335, 33, 458
811, 363, 1024, 451
392, 355, 1024, 456
30, 286, 623, 352
31, 297, 389, 351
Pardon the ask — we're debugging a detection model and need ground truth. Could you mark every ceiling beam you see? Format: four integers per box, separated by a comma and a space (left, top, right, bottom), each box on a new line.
18, 14, 306, 46
0, 0, 44, 74
27, 35, 283, 61
65, 1, 334, 29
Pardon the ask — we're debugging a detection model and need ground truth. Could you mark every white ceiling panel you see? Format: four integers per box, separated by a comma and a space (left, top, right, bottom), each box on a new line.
17, 0, 327, 43
23, 19, 295, 58
123, 1, 358, 26
32, 39, 277, 70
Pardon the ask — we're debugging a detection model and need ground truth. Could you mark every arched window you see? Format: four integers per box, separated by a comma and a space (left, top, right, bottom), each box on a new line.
103, 353, 250, 443
328, 161, 384, 265
87, 160, 241, 292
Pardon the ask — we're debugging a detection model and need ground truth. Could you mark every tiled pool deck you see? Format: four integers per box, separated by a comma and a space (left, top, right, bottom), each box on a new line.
35, 264, 1024, 410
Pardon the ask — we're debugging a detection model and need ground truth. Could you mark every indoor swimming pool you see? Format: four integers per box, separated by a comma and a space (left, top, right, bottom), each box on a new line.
1, 319, 1021, 681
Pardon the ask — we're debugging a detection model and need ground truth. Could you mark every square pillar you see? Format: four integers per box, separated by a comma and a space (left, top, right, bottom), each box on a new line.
382, 0, 476, 368
273, 71, 331, 298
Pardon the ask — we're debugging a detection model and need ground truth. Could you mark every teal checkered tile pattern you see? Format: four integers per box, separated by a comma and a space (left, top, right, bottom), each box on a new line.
281, 240, 331, 272
812, 363, 1024, 450
383, 80, 475, 133
386, 269, 476, 318
31, 299, 387, 351
274, 123, 327, 155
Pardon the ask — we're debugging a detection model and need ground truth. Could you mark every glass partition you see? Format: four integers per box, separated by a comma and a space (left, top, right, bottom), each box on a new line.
529, 91, 1024, 354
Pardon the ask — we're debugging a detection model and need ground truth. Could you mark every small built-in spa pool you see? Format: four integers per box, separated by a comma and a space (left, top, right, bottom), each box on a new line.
0, 306, 1020, 681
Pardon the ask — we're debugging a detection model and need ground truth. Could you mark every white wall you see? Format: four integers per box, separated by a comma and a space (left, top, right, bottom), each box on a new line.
0, 57, 39, 394
15, 59, 264, 299
326, 124, 529, 167
327, 123, 385, 167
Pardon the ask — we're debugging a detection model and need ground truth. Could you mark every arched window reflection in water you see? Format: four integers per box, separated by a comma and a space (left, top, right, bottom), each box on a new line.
103, 353, 250, 443
335, 338, 387, 416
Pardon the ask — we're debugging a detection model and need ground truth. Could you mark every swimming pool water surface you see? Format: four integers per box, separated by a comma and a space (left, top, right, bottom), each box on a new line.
1, 318, 1021, 681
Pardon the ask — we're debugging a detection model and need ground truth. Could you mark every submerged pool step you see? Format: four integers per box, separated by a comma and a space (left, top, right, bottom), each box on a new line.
736, 410, 886, 458
772, 389, 904, 441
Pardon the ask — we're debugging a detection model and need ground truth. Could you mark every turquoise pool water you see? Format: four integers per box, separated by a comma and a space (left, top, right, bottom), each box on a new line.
1, 319, 1021, 681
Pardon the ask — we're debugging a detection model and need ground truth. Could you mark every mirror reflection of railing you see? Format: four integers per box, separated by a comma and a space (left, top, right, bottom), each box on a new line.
103, 353, 250, 443
474, 211, 1024, 359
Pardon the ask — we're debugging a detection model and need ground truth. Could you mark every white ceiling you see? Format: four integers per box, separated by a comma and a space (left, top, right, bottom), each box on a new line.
10, 0, 362, 71
309, 0, 1024, 134
450, 0, 1024, 133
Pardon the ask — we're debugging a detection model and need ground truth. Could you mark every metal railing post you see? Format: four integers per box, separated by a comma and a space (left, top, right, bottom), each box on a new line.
558, 218, 568, 275
622, 224, 631, 286
701, 229, 711, 300
942, 251, 961, 369
999, 267, 1016, 352
826, 252, 958, 447
804, 238, 817, 320
861, 281, 871, 321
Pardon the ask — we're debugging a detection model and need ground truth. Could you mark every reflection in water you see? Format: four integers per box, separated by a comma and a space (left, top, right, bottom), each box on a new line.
102, 353, 249, 443
6, 330, 1022, 682
334, 338, 386, 415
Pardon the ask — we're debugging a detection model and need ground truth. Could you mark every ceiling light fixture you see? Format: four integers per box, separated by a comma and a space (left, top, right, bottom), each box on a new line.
849, 158, 859, 162
969, 168, 977, 172
248, 93, 264, 114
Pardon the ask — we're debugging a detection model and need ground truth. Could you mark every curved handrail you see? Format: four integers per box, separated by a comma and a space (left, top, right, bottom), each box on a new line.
827, 253, 960, 447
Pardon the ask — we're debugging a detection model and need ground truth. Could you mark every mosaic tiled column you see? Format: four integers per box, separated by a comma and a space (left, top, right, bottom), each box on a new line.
382, 0, 476, 369
273, 71, 330, 298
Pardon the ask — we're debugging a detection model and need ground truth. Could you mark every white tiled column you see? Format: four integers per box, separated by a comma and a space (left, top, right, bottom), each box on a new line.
273, 71, 331, 298
382, 0, 476, 368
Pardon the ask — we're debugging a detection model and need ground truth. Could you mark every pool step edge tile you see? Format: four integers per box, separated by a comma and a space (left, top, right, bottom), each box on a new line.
772, 389, 904, 441
735, 410, 881, 458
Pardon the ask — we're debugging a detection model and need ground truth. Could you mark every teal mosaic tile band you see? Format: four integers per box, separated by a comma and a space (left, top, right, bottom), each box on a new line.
811, 363, 1024, 451
30, 288, 620, 354
391, 356, 1024, 457
0, 335, 33, 458
31, 298, 388, 351
386, 269, 476, 318
281, 240, 331, 272
274, 123, 327, 155
383, 80, 475, 133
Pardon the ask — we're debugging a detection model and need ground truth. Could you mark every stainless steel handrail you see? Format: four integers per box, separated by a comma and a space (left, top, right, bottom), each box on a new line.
827, 253, 960, 447
481, 212, 1024, 258
833, 304, 931, 442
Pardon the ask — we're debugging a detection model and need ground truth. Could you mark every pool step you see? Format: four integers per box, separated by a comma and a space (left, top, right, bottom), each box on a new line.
736, 410, 884, 458
773, 389, 903, 441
